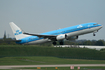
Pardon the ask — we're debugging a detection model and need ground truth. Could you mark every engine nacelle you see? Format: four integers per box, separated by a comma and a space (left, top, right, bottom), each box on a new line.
66, 36, 78, 40
56, 34, 78, 41
56, 34, 66, 41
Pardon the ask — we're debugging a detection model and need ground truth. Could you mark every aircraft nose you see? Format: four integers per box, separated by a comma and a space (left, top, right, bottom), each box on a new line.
100, 26, 103, 29
98, 24, 103, 29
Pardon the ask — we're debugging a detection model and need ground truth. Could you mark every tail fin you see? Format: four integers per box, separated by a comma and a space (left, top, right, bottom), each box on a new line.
9, 22, 30, 40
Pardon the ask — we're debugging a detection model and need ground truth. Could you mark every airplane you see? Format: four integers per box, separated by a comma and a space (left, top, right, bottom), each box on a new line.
9, 22, 102, 45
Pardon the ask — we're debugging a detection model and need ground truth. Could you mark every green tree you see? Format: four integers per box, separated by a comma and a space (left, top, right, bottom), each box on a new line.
95, 40, 105, 46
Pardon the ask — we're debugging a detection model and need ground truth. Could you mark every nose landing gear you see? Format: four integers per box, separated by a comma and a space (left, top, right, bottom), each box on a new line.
93, 33, 96, 36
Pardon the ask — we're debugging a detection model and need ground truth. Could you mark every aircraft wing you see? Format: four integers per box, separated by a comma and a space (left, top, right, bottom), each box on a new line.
23, 32, 56, 39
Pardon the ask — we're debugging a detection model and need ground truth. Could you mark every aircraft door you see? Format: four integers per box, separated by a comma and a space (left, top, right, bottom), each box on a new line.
88, 25, 91, 29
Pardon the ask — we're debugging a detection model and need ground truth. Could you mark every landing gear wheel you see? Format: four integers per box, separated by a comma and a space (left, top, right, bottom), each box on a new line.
53, 42, 56, 45
93, 33, 96, 36
60, 41, 64, 45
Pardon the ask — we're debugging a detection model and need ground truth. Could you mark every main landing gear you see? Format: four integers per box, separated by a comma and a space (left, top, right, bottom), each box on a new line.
59, 41, 64, 45
53, 42, 56, 45
52, 41, 64, 45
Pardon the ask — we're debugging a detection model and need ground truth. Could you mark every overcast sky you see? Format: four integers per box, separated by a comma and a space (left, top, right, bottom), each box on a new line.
0, 0, 105, 40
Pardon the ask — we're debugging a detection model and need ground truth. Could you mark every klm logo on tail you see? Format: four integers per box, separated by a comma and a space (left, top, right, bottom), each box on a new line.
14, 30, 22, 35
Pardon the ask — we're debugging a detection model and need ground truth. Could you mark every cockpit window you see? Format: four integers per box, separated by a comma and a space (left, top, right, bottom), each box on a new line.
94, 23, 98, 25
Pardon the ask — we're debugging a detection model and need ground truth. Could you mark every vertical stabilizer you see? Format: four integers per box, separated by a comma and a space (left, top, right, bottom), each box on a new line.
9, 22, 30, 40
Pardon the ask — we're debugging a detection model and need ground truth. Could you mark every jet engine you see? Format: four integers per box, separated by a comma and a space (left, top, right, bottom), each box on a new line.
56, 34, 66, 41
56, 34, 78, 41
66, 36, 78, 40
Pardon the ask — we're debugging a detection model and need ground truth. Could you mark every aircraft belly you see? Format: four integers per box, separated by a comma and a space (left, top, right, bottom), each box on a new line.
67, 26, 101, 37
25, 39, 51, 45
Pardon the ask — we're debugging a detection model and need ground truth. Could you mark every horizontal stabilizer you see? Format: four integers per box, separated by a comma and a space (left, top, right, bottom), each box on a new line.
3, 40, 21, 42
15, 40, 21, 42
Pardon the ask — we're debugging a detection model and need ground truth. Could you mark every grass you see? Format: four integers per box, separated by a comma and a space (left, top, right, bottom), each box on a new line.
0, 45, 105, 70
0, 45, 105, 60
0, 56, 105, 65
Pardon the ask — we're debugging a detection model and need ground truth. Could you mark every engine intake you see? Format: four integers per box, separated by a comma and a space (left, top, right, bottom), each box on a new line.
56, 34, 66, 41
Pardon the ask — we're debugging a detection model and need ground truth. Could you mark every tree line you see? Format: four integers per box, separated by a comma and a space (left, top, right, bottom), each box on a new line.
64, 39, 105, 46
0, 38, 16, 45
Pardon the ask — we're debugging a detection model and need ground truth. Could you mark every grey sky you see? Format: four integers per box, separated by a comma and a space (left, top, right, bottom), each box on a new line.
0, 0, 105, 40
